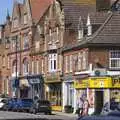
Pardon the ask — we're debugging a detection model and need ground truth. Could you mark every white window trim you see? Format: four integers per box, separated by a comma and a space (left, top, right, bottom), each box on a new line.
70, 55, 72, 72
32, 61, 34, 74
109, 50, 120, 69
65, 56, 68, 73
36, 60, 39, 74
48, 54, 57, 72
23, 60, 29, 75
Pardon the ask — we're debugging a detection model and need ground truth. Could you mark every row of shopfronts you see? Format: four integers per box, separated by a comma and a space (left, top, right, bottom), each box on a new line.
63, 75, 120, 113
11, 75, 44, 100
10, 73, 120, 113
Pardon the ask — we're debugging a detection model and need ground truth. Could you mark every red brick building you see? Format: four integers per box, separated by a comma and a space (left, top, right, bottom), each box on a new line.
62, 0, 120, 114
0, 14, 11, 96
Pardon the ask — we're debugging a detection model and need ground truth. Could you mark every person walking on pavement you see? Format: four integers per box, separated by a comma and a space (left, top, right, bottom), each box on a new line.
77, 97, 84, 117
82, 98, 90, 116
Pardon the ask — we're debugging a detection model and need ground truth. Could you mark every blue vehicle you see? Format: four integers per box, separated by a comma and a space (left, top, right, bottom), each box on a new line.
3, 98, 18, 111
3, 98, 33, 112
18, 99, 33, 112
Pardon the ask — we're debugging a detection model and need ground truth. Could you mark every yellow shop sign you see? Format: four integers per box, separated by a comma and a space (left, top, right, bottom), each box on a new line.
89, 77, 111, 88
74, 79, 89, 89
112, 76, 120, 88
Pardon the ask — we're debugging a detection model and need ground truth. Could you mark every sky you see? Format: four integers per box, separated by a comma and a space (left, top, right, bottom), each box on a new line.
0, 0, 23, 24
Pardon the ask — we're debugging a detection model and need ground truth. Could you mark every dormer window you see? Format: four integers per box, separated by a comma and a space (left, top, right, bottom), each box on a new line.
23, 13, 27, 25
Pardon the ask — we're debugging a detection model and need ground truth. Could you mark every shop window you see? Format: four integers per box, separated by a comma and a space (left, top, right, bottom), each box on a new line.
109, 50, 120, 69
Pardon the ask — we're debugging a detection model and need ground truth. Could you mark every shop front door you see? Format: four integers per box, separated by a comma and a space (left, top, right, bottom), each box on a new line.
95, 90, 104, 114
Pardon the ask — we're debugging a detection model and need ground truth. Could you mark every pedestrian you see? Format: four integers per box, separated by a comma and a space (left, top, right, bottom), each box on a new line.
77, 97, 84, 117
82, 98, 90, 116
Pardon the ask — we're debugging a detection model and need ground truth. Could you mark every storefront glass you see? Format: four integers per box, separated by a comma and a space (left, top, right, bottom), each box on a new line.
48, 83, 61, 106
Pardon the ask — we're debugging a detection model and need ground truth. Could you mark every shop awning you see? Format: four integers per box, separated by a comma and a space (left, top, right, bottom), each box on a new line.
19, 79, 29, 87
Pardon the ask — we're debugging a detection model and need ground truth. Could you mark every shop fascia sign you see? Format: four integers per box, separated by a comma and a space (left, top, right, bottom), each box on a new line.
29, 78, 40, 84
112, 76, 120, 88
74, 79, 89, 89
74, 77, 112, 89
93, 68, 107, 76
89, 77, 111, 88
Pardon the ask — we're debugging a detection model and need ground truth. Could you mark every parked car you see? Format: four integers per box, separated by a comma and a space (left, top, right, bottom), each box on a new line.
18, 98, 33, 112
3, 98, 18, 111
0, 98, 7, 110
4, 98, 33, 112
30, 100, 52, 114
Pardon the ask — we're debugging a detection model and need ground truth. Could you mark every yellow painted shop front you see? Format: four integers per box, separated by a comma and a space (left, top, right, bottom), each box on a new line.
110, 76, 120, 103
74, 77, 112, 114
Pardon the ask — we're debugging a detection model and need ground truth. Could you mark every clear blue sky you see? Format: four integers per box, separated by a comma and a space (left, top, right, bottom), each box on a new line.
0, 0, 23, 24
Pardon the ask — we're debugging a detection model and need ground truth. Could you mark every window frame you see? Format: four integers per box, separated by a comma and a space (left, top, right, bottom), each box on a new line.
109, 50, 120, 69
23, 58, 29, 75
48, 53, 57, 72
23, 34, 29, 49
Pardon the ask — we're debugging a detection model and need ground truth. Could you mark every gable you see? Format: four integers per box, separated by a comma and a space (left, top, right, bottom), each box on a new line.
29, 0, 53, 24
12, 2, 21, 19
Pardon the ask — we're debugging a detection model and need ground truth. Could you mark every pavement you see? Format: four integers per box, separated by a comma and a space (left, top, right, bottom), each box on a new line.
53, 111, 78, 117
